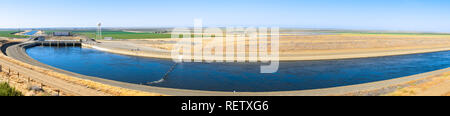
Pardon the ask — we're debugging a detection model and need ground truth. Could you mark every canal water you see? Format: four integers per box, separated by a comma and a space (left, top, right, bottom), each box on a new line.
23, 31, 38, 36
26, 46, 450, 92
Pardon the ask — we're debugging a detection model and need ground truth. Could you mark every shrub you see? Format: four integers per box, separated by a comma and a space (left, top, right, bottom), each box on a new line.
0, 82, 23, 96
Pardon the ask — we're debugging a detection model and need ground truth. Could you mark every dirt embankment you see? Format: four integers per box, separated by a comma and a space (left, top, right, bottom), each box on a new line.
0, 67, 68, 96
387, 72, 450, 96
3, 34, 450, 96
82, 34, 450, 96
87, 34, 450, 61
0, 39, 64, 96
0, 38, 164, 96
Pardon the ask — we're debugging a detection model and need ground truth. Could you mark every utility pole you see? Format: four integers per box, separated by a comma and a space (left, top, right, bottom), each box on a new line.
97, 22, 102, 40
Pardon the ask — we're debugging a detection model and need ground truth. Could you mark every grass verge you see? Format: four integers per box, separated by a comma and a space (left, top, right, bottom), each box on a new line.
47, 30, 172, 39
0, 31, 29, 38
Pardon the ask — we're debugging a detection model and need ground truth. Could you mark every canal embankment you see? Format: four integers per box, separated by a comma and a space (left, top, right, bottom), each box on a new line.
1, 40, 164, 96
83, 39, 450, 61
15, 41, 450, 95
4, 37, 450, 95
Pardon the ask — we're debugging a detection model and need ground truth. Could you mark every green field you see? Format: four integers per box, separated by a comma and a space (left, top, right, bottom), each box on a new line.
0, 31, 29, 38
0, 82, 22, 96
328, 31, 450, 36
48, 30, 172, 39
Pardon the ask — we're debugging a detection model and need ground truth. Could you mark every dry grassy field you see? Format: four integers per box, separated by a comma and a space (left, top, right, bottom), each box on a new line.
387, 72, 450, 96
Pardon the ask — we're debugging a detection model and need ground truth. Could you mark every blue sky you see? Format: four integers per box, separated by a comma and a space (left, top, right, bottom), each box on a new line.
1, 0, 450, 32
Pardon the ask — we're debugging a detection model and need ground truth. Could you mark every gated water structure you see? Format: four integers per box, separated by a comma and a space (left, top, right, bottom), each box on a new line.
36, 40, 82, 47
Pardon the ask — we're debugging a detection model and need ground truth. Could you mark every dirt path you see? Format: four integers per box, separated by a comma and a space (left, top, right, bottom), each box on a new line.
0, 59, 110, 96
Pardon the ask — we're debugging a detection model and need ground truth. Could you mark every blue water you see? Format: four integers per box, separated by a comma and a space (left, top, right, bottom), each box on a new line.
26, 46, 450, 92
23, 31, 38, 36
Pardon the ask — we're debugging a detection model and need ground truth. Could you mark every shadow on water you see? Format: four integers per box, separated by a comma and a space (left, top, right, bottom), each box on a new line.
26, 46, 450, 92
1, 41, 21, 55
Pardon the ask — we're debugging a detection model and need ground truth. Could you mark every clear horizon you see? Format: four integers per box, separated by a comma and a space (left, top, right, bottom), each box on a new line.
1, 0, 450, 32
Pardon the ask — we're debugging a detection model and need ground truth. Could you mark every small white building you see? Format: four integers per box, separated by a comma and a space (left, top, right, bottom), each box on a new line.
53, 32, 72, 36
104, 37, 113, 40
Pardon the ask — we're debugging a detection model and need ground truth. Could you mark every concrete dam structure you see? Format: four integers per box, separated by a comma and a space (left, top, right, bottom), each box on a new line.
35, 40, 82, 47
27, 36, 83, 47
